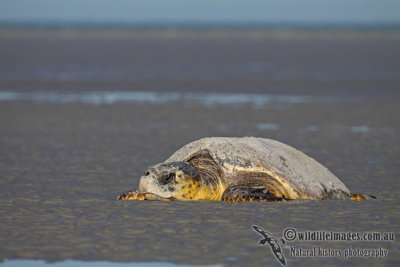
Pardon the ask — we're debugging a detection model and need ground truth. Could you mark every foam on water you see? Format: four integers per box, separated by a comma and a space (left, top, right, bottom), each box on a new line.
0, 91, 344, 107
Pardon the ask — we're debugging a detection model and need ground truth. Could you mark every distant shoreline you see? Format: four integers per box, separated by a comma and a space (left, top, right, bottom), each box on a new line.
1, 23, 400, 39
2, 21, 400, 30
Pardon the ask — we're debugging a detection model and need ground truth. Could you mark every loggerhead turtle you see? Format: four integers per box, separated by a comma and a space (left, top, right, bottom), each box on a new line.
118, 137, 372, 202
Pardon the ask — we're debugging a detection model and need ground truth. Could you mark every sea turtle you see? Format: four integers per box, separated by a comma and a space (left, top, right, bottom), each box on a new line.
118, 137, 372, 202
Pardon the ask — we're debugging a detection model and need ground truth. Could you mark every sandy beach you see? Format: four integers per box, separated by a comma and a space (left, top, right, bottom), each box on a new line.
0, 28, 399, 266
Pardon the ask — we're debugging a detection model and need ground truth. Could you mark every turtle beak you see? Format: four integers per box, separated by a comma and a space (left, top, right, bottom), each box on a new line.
116, 174, 175, 201
143, 193, 174, 201
138, 173, 175, 200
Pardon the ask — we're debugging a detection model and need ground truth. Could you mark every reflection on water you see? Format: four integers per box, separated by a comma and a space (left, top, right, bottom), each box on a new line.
1, 259, 223, 267
0, 90, 349, 107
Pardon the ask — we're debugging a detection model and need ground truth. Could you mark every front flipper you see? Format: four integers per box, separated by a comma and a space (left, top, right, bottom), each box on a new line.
221, 186, 291, 202
117, 190, 175, 201
117, 190, 146, 200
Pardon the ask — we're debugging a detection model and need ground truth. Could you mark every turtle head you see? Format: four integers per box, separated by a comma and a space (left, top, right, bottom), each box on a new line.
138, 161, 203, 201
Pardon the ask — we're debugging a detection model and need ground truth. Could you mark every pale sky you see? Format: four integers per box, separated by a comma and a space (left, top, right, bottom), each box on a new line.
0, 0, 399, 25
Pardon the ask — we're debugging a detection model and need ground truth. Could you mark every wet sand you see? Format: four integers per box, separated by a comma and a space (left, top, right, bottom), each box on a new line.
0, 29, 399, 266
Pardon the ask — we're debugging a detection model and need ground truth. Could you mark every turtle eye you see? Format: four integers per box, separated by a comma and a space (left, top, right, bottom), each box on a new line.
162, 173, 175, 184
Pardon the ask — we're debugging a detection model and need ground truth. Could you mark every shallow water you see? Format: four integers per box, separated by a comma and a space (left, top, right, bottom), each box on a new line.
0, 29, 399, 266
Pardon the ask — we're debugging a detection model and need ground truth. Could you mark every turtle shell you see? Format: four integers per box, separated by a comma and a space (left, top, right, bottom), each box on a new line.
165, 137, 350, 200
